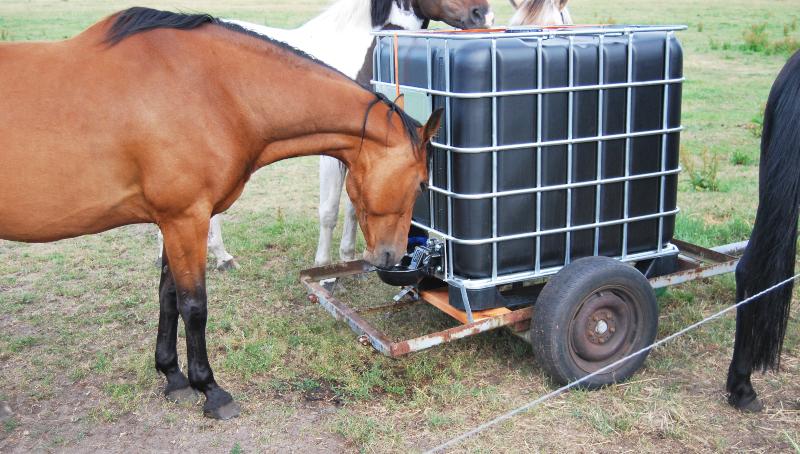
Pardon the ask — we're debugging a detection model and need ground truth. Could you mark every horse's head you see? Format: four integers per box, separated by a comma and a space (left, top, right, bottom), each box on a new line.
509, 0, 572, 27
414, 0, 495, 29
346, 97, 443, 268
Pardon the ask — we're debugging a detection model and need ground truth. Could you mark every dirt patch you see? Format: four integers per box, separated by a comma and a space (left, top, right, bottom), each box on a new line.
0, 381, 350, 453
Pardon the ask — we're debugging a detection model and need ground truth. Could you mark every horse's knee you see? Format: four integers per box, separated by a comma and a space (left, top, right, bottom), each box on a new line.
178, 297, 207, 327
319, 207, 338, 230
155, 347, 178, 373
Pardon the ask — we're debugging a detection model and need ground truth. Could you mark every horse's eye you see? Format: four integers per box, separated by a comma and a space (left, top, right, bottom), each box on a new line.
420, 182, 428, 192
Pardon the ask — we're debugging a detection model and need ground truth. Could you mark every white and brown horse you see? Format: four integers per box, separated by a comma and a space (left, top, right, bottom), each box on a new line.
0, 7, 442, 419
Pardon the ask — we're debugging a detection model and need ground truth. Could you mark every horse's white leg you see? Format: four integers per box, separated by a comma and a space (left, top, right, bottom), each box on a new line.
316, 156, 345, 266
208, 215, 238, 271
340, 191, 358, 262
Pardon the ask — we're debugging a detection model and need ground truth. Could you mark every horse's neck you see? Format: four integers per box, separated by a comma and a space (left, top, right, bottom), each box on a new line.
250, 85, 387, 171
219, 46, 380, 169
299, 0, 372, 33
227, 0, 423, 78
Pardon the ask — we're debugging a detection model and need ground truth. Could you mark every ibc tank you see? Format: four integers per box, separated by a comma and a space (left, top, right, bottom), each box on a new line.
373, 26, 683, 310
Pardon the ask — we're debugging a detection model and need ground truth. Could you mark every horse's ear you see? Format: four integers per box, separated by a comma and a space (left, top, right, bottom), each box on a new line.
508, 0, 521, 10
394, 94, 405, 110
371, 0, 394, 27
422, 108, 444, 143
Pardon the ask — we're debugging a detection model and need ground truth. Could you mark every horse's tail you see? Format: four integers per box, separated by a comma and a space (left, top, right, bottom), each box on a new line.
736, 50, 800, 372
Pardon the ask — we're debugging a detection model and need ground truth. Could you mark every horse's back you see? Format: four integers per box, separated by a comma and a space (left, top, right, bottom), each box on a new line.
0, 22, 225, 242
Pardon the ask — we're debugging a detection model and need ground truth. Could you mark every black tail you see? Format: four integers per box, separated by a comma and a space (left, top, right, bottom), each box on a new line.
105, 7, 216, 45
736, 50, 800, 372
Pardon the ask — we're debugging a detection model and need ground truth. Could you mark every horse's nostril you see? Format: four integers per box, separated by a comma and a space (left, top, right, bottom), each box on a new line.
471, 7, 485, 23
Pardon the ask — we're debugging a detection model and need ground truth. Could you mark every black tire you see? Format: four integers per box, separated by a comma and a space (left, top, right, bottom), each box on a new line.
531, 256, 658, 389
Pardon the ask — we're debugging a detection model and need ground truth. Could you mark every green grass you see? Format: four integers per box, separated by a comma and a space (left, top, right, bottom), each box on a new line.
3, 419, 18, 433
1, 0, 800, 452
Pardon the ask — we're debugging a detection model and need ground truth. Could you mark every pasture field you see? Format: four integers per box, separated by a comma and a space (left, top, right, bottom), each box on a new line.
1, 0, 799, 452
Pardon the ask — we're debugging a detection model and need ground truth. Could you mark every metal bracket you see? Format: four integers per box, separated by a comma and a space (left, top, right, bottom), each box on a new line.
393, 286, 420, 303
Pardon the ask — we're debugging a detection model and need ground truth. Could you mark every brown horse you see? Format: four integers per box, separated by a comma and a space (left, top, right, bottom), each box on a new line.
0, 7, 442, 420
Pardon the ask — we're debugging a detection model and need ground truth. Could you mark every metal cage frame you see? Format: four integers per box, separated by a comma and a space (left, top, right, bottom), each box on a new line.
372, 25, 687, 291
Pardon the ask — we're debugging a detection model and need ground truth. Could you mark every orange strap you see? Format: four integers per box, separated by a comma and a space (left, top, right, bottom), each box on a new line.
393, 33, 400, 98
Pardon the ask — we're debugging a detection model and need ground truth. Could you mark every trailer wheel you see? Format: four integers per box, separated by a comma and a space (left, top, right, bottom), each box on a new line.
531, 256, 658, 389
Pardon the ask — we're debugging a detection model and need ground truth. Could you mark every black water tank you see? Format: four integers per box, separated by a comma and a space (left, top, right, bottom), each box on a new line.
374, 27, 682, 309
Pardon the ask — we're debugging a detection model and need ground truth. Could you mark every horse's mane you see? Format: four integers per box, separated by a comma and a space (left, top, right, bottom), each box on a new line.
104, 7, 422, 148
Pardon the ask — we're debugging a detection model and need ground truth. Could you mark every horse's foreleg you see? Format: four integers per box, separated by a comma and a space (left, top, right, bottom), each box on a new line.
155, 250, 198, 405
340, 183, 358, 262
726, 259, 764, 412
315, 156, 346, 266
208, 215, 238, 271
161, 215, 240, 420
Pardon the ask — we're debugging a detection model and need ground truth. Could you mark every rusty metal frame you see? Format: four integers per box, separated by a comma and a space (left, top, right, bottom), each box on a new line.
649, 239, 739, 289
299, 240, 741, 357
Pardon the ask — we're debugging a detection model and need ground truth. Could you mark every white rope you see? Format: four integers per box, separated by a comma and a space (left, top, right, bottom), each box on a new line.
425, 271, 800, 453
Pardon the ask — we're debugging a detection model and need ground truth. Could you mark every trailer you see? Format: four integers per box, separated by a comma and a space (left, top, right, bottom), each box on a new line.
301, 25, 742, 387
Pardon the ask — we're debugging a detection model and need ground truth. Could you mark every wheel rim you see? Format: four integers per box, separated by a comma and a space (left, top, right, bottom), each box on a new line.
568, 286, 640, 373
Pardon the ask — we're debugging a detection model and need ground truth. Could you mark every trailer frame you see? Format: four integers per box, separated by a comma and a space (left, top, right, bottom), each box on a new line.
299, 239, 744, 357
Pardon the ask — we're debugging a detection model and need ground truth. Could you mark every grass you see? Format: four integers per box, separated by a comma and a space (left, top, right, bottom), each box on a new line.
681, 147, 721, 192
1, 0, 800, 452
3, 419, 18, 433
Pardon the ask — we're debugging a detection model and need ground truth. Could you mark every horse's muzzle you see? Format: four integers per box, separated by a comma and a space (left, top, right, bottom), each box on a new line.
363, 247, 400, 269
467, 7, 494, 29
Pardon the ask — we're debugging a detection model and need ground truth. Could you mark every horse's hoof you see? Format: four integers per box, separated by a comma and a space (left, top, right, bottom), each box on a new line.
204, 400, 241, 420
165, 386, 200, 406
729, 393, 764, 413
216, 259, 239, 272
737, 396, 764, 413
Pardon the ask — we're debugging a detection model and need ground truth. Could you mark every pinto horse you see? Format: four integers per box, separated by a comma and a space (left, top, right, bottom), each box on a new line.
0, 7, 442, 420
727, 50, 800, 412
223, 0, 494, 268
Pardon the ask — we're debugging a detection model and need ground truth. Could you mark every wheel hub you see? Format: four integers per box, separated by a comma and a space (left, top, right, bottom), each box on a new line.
585, 309, 616, 344
571, 291, 632, 365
